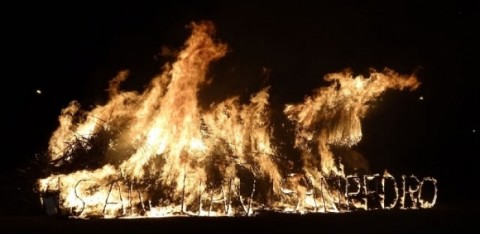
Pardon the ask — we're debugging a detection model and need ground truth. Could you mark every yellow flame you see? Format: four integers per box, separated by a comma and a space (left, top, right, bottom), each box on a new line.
38, 21, 422, 218
284, 69, 419, 176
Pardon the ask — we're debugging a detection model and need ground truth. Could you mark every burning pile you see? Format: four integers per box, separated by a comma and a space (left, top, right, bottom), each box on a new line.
37, 21, 436, 218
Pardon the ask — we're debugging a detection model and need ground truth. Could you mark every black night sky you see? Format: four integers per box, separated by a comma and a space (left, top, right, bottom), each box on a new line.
1, 0, 479, 231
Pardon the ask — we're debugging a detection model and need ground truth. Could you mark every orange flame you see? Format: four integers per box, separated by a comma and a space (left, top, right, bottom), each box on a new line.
38, 21, 426, 218
284, 69, 419, 176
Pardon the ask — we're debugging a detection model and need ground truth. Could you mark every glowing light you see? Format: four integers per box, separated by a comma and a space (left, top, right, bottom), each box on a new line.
37, 21, 434, 218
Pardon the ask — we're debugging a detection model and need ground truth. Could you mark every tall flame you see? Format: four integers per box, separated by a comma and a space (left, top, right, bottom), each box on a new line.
38, 21, 422, 218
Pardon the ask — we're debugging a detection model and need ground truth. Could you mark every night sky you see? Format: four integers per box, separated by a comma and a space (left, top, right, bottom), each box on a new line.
1, 0, 478, 215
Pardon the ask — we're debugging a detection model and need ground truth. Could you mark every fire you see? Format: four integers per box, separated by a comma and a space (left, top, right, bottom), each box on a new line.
37, 21, 436, 218
284, 69, 420, 177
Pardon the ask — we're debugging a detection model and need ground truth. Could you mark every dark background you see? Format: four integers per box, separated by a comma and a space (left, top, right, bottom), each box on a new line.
1, 0, 478, 224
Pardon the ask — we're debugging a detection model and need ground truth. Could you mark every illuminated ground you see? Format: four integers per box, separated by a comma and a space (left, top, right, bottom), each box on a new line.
1, 207, 476, 233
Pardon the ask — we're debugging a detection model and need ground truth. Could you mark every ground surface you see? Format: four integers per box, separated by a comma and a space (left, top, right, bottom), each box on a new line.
1, 205, 476, 233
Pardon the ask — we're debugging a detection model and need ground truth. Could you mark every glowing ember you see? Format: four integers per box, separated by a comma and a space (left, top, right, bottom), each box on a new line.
37, 21, 436, 218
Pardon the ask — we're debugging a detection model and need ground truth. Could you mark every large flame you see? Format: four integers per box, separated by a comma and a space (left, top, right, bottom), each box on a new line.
38, 21, 426, 218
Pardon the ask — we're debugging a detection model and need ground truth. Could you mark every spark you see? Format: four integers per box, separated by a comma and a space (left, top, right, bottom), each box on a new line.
36, 89, 42, 94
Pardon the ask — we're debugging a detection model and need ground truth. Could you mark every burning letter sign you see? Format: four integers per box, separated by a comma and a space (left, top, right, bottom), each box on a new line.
37, 21, 437, 218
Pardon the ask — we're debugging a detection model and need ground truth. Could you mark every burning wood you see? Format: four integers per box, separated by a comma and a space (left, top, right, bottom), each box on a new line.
37, 21, 436, 218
